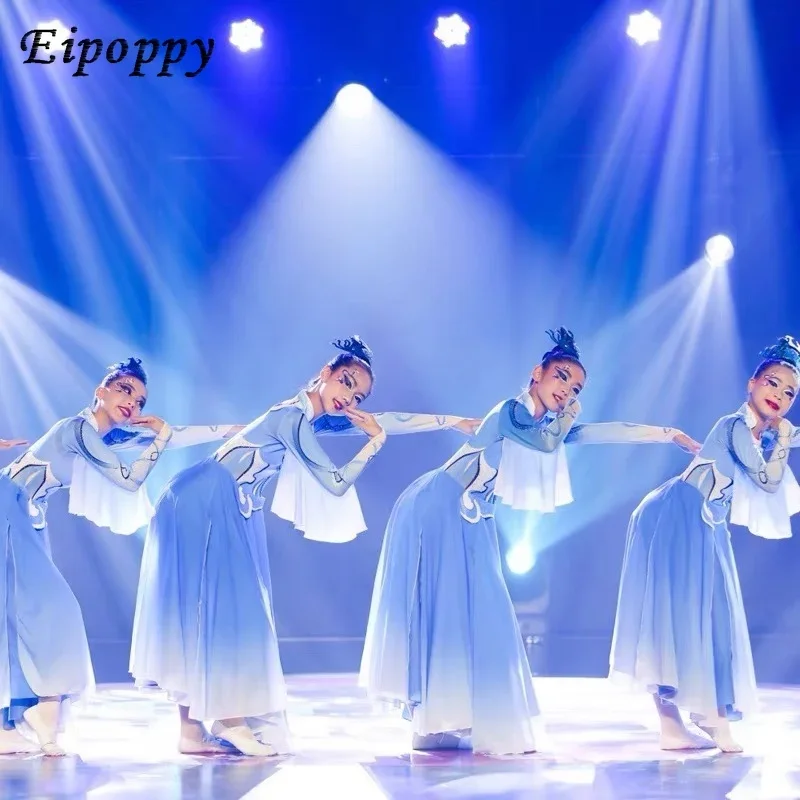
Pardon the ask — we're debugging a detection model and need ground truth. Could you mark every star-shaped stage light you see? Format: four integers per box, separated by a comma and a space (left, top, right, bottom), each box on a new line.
36, 19, 71, 52
626, 10, 661, 46
229, 19, 264, 53
434, 14, 470, 48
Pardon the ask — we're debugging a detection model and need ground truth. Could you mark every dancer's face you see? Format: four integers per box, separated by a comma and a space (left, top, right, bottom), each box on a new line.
748, 363, 798, 421
318, 364, 373, 416
531, 359, 585, 414
94, 375, 148, 427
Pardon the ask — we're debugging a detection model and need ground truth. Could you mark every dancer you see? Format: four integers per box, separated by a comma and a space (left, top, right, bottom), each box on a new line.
610, 335, 800, 753
359, 328, 701, 756
129, 337, 478, 757
0, 358, 174, 756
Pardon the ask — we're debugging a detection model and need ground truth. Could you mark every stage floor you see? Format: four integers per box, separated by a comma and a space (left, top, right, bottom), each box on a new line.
2, 675, 799, 799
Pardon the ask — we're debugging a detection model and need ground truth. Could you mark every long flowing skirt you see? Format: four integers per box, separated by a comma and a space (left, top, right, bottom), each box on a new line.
0, 475, 93, 723
130, 459, 287, 726
359, 469, 539, 755
610, 477, 758, 720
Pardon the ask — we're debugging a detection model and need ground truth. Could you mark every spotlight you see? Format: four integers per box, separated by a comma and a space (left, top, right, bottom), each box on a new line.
229, 19, 264, 53
36, 19, 70, 52
335, 83, 374, 117
506, 543, 536, 576
626, 10, 661, 46
434, 13, 470, 48
704, 234, 734, 267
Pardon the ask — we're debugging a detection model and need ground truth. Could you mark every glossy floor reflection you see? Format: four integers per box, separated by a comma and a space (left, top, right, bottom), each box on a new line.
2, 676, 799, 799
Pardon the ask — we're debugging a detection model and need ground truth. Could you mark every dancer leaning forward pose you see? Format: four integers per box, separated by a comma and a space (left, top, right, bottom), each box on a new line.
360, 329, 700, 755
611, 336, 800, 752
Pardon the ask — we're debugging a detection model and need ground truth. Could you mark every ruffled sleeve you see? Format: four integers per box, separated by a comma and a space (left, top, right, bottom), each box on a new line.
270, 394, 380, 543
729, 404, 800, 539
494, 394, 575, 513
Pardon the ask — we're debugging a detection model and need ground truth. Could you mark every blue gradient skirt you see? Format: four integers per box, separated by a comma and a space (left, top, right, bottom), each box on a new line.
359, 469, 539, 755
0, 475, 93, 723
610, 477, 758, 720
130, 459, 287, 724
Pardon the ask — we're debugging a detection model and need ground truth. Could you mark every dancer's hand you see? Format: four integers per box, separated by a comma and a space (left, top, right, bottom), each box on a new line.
770, 417, 794, 440
0, 438, 27, 450
130, 415, 168, 434
454, 418, 482, 435
565, 397, 582, 417
673, 431, 701, 455
345, 408, 383, 438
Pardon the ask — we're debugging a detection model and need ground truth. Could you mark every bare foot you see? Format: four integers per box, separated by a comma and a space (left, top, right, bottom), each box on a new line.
0, 728, 40, 754
657, 703, 716, 752
210, 722, 277, 757
660, 729, 717, 751
22, 704, 66, 757
697, 724, 743, 753
179, 719, 237, 755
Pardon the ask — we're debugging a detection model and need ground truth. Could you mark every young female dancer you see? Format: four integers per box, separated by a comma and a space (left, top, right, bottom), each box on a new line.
129, 337, 478, 757
0, 358, 173, 756
359, 328, 701, 756
610, 335, 800, 753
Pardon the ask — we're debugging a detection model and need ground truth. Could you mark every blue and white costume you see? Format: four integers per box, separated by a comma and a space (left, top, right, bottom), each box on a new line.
0, 410, 173, 724
610, 405, 800, 721
76, 423, 240, 535
360, 392, 684, 755
129, 393, 467, 735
